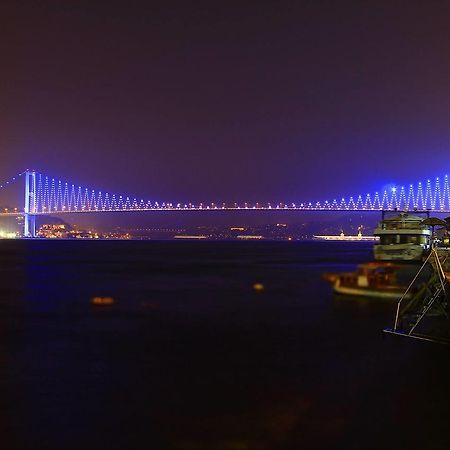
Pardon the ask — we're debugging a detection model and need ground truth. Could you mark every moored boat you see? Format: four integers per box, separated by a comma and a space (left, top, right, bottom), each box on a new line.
373, 212, 432, 261
323, 262, 413, 299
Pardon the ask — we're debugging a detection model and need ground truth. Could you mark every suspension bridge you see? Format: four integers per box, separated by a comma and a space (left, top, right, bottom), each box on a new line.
0, 170, 449, 237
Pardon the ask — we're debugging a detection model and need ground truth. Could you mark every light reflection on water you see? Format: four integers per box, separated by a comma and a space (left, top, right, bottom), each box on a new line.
0, 240, 448, 449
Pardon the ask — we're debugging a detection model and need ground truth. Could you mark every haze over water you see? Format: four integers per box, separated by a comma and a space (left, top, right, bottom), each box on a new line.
0, 240, 449, 449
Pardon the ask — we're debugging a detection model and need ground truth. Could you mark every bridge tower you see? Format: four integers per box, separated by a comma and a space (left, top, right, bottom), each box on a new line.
24, 170, 36, 238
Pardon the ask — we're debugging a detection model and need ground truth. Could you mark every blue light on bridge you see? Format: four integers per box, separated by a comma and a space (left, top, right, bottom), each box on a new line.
0, 170, 449, 237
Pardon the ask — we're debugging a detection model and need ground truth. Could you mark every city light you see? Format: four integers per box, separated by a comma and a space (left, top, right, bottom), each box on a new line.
0, 230, 17, 239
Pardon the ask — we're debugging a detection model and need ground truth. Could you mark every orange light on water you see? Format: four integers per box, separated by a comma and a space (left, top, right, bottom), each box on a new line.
91, 296, 114, 306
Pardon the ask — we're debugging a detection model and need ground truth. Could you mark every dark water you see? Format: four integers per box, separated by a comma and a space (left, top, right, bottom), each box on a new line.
0, 240, 449, 450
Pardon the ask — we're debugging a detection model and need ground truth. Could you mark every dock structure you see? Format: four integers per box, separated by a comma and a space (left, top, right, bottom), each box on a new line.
383, 246, 450, 344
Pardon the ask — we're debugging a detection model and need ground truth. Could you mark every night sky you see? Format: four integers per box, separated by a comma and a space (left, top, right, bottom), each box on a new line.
2, 1, 450, 205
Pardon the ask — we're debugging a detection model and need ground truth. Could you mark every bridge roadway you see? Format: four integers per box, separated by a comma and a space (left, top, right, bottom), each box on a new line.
1, 207, 450, 216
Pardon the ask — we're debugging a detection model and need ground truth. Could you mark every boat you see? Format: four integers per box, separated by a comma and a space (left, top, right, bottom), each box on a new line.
373, 212, 432, 261
322, 262, 413, 299
314, 229, 379, 241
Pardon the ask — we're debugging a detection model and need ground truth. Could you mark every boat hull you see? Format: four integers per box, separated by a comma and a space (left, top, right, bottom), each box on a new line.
374, 244, 425, 261
332, 284, 411, 299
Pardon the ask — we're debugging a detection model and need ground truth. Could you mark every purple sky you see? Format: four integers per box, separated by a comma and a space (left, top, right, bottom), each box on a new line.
2, 1, 450, 205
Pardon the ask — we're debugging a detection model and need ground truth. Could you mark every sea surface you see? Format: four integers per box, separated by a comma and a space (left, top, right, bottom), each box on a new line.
0, 240, 449, 450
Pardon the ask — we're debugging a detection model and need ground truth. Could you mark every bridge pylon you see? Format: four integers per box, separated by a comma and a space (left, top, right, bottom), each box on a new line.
24, 170, 36, 238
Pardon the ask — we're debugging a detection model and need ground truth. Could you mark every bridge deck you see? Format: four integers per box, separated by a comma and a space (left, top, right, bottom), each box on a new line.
2, 208, 450, 216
